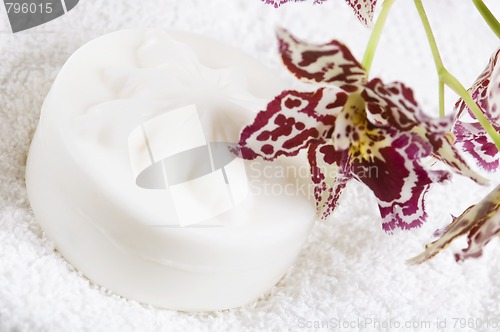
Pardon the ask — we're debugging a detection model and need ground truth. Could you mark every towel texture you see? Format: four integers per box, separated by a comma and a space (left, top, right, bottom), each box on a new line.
1, 1, 500, 331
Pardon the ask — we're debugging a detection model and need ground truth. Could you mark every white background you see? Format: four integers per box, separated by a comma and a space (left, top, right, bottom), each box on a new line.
0, 1, 499, 331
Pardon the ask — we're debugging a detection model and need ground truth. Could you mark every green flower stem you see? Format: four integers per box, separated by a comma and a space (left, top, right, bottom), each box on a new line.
438, 80, 445, 117
413, 0, 444, 70
414, 0, 500, 152
472, 0, 500, 39
361, 0, 396, 74
413, 0, 446, 119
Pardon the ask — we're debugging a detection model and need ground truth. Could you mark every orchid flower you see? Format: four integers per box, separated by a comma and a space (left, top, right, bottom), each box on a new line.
237, 28, 487, 232
454, 48, 500, 172
408, 184, 500, 264
262, 0, 377, 27
408, 48, 500, 263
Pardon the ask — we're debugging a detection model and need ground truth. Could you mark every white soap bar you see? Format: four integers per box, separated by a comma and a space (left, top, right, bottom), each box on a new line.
26, 29, 315, 311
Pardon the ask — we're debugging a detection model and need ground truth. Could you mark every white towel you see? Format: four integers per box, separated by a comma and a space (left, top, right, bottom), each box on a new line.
1, 1, 499, 331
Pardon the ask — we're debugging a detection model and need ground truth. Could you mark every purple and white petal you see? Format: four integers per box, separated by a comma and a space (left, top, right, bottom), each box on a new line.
238, 88, 347, 160
455, 48, 500, 126
363, 79, 451, 133
454, 121, 500, 172
262, 0, 327, 8
331, 93, 367, 151
276, 28, 367, 91
351, 132, 450, 232
362, 79, 485, 183
408, 184, 500, 264
487, 56, 500, 126
308, 143, 350, 219
426, 132, 489, 185
344, 0, 378, 28
262, 0, 300, 8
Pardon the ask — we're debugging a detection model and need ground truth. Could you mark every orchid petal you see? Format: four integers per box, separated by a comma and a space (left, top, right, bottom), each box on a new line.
331, 93, 368, 151
351, 132, 450, 232
276, 28, 367, 91
344, 0, 377, 28
455, 48, 500, 126
262, 0, 301, 8
426, 133, 489, 185
363, 79, 451, 133
487, 57, 500, 126
363, 79, 486, 183
454, 121, 500, 172
238, 88, 347, 160
308, 143, 350, 219
262, 0, 327, 8
408, 184, 500, 264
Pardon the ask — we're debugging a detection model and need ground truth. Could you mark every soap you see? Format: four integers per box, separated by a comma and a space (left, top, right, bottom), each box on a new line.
26, 29, 315, 311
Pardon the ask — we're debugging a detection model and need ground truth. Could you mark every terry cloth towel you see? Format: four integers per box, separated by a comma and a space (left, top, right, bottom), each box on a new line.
1, 1, 500, 331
